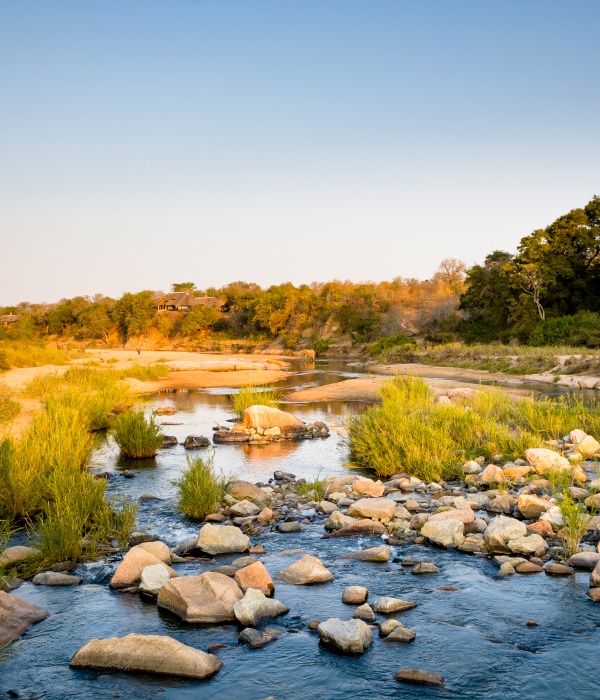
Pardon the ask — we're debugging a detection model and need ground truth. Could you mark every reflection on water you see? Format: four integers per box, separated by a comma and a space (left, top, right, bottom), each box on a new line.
4, 360, 600, 699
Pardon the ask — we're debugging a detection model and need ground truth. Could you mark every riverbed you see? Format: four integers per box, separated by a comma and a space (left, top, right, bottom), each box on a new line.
2, 361, 600, 700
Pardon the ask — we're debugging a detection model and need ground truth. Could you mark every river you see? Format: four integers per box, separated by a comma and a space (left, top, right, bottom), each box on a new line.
2, 360, 600, 700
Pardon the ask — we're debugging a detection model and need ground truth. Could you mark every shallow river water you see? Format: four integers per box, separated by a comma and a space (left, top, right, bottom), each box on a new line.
2, 361, 600, 700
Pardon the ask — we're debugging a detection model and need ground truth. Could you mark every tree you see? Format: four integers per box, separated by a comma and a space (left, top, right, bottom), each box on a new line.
172, 282, 197, 293
113, 291, 156, 342
180, 305, 219, 336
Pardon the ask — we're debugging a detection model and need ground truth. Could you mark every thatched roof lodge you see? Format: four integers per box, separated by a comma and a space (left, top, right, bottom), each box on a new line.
1, 314, 21, 328
156, 292, 225, 312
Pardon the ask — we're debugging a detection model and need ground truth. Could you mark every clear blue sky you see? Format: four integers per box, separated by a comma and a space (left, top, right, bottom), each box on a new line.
1, 0, 599, 305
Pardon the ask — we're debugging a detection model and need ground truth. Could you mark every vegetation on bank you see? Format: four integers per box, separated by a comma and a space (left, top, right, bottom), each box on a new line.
0, 367, 139, 573
173, 453, 230, 520
347, 376, 600, 482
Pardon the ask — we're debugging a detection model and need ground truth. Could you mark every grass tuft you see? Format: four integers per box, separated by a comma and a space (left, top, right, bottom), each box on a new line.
0, 386, 19, 424
173, 453, 230, 520
111, 409, 163, 459
230, 384, 281, 420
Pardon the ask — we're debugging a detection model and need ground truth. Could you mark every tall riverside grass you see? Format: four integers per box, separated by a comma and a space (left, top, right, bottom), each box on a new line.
0, 339, 75, 369
0, 368, 138, 569
112, 409, 163, 458
0, 386, 19, 424
231, 384, 281, 420
118, 364, 170, 381
347, 376, 600, 481
173, 454, 230, 520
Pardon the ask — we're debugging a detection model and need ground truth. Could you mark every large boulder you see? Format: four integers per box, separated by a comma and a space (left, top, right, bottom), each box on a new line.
109, 546, 178, 589
0, 591, 49, 646
525, 448, 571, 474
317, 618, 373, 653
70, 634, 222, 680
484, 516, 528, 553
569, 552, 600, 570
347, 498, 396, 520
234, 561, 274, 596
517, 494, 552, 520
233, 588, 289, 627
242, 405, 304, 430
574, 434, 600, 456
0, 546, 40, 566
226, 480, 268, 503
276, 555, 334, 585
196, 523, 250, 555
507, 534, 548, 556
590, 560, 600, 588
157, 572, 243, 623
421, 520, 465, 547
229, 500, 261, 517
324, 476, 358, 498
137, 541, 172, 564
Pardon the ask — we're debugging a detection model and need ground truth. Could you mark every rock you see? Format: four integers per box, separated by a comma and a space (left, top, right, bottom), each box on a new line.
139, 564, 171, 596
249, 543, 266, 554
379, 619, 402, 637
278, 522, 301, 533
526, 520, 555, 537
318, 500, 339, 514
323, 511, 357, 531
352, 477, 385, 497
322, 519, 387, 538
569, 552, 600, 570
257, 507, 273, 524
196, 523, 250, 555
276, 555, 334, 585
353, 603, 376, 622
586, 588, 600, 602
545, 563, 574, 576
498, 562, 515, 577
233, 588, 289, 626
382, 623, 416, 643
508, 534, 548, 556
234, 561, 274, 596
161, 435, 178, 447
137, 540, 172, 564
584, 493, 600, 509
421, 519, 465, 547
70, 633, 222, 679
317, 618, 373, 653
110, 546, 178, 589
540, 505, 563, 527
395, 668, 444, 688
347, 498, 396, 520
590, 560, 600, 587
226, 480, 268, 503
515, 562, 543, 574
231, 556, 257, 568
155, 406, 178, 416
230, 500, 261, 517
0, 591, 49, 646
213, 430, 249, 443
129, 532, 159, 547
503, 466, 533, 479
412, 562, 440, 575
183, 435, 210, 449
32, 572, 82, 586
479, 464, 505, 485
238, 627, 283, 649
274, 470, 297, 481
0, 546, 40, 566
525, 448, 571, 474
371, 597, 418, 614
342, 586, 368, 604
486, 495, 517, 514
340, 546, 390, 562
157, 572, 243, 622
575, 434, 600, 456
429, 508, 475, 524
484, 516, 527, 553
242, 405, 304, 430
463, 460, 482, 474
518, 494, 552, 520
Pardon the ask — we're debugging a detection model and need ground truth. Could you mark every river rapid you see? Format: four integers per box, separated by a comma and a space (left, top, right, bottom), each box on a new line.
2, 361, 600, 700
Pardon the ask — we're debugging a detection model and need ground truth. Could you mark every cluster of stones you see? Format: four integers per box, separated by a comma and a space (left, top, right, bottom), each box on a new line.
213, 405, 331, 444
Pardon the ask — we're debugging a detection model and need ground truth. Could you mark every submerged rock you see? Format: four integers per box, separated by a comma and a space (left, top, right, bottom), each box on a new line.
238, 627, 284, 649
317, 618, 373, 653
322, 519, 386, 538
340, 546, 390, 562
0, 591, 49, 646
233, 588, 289, 627
395, 668, 444, 688
70, 633, 223, 679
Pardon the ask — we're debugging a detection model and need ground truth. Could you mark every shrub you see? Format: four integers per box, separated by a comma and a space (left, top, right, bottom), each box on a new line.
529, 312, 600, 348
295, 471, 328, 501
111, 409, 163, 459
366, 333, 416, 358
557, 495, 592, 559
173, 453, 230, 520
230, 384, 281, 421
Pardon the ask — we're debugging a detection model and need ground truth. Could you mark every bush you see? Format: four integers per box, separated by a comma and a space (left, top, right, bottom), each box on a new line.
529, 312, 600, 348
230, 384, 281, 421
173, 453, 229, 520
557, 495, 592, 559
295, 471, 328, 501
111, 409, 163, 459
366, 333, 416, 357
